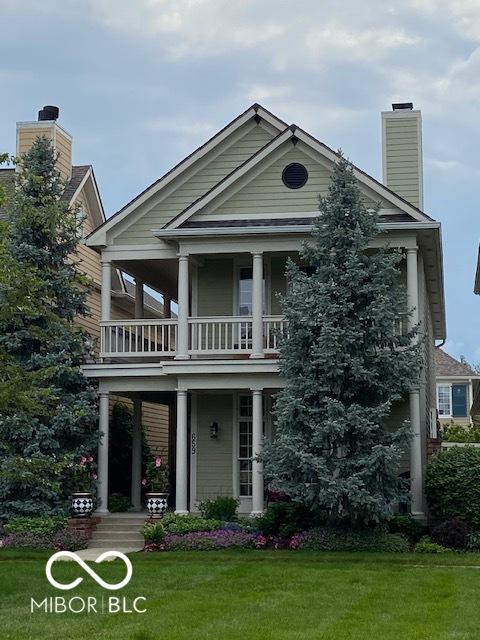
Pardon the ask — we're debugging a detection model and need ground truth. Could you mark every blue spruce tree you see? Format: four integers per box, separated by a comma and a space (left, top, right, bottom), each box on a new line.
261, 156, 422, 526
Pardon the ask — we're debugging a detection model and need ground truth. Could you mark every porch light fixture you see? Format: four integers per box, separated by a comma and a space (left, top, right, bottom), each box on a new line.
209, 421, 219, 439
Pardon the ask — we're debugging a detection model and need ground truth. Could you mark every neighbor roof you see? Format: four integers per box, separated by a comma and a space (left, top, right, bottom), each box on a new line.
435, 348, 475, 377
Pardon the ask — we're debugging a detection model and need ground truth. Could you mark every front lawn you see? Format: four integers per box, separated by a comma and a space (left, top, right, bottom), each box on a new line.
2, 550, 480, 639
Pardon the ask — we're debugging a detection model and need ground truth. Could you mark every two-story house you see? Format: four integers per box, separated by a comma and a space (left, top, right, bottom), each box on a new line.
84, 102, 446, 520
435, 348, 480, 427
1, 107, 170, 511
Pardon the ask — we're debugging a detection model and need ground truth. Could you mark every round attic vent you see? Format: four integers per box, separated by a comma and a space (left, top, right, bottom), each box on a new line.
282, 162, 308, 189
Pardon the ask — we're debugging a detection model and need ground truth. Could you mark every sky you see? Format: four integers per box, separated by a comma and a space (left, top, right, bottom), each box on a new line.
1, 0, 479, 362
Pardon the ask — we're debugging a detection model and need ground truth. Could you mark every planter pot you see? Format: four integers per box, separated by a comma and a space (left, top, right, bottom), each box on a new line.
146, 492, 169, 518
71, 492, 95, 518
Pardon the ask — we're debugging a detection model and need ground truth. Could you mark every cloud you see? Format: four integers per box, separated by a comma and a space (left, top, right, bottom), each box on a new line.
146, 117, 215, 137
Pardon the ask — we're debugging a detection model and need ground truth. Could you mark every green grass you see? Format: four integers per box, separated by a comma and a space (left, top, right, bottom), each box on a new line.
2, 549, 480, 639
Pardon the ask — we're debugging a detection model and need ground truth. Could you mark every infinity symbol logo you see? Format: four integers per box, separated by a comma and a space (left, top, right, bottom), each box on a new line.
46, 551, 133, 591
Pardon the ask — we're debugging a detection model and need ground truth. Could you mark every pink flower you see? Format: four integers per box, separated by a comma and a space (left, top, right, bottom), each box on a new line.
155, 456, 162, 468
141, 479, 147, 486
92, 473, 98, 480
88, 456, 93, 463
254, 535, 267, 549
80, 456, 87, 465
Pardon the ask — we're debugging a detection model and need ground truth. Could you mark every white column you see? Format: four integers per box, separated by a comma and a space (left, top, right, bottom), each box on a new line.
134, 278, 144, 319
97, 392, 110, 514
251, 389, 264, 515
175, 255, 190, 360
250, 252, 264, 359
175, 390, 189, 514
101, 260, 112, 322
131, 397, 142, 512
406, 246, 424, 519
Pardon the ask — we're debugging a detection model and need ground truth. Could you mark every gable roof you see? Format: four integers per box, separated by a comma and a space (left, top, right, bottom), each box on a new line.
435, 348, 476, 377
86, 104, 288, 246
164, 123, 434, 230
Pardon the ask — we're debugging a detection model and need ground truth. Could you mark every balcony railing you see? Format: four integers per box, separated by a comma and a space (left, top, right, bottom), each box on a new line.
100, 316, 285, 358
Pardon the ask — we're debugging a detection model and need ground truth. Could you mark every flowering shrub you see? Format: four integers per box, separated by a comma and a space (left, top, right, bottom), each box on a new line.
164, 529, 256, 551
144, 542, 165, 552
144, 454, 169, 492
52, 529, 89, 551
70, 455, 97, 493
2, 533, 51, 549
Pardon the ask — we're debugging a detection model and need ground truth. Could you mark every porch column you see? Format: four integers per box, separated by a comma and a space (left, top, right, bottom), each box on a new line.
406, 246, 424, 519
163, 296, 172, 319
134, 278, 144, 319
250, 252, 264, 359
131, 397, 142, 511
97, 392, 110, 514
175, 255, 190, 360
101, 259, 112, 322
251, 389, 264, 515
175, 390, 189, 514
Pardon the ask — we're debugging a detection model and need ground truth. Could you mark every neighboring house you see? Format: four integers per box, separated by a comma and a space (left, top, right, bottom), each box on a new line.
435, 348, 480, 426
84, 102, 445, 520
1, 107, 170, 510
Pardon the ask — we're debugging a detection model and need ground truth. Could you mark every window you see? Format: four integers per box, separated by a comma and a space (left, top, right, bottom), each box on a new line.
437, 384, 469, 418
238, 395, 253, 497
437, 385, 451, 416
238, 267, 253, 316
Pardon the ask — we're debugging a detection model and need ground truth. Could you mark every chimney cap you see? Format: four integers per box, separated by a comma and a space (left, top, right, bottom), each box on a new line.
38, 105, 59, 121
392, 102, 413, 111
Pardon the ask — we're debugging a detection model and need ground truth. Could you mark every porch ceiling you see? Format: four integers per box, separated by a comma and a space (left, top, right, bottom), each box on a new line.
115, 258, 178, 300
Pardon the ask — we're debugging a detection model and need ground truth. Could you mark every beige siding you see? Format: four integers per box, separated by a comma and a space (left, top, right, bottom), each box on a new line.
114, 123, 275, 244
110, 395, 170, 462
197, 147, 385, 219
196, 394, 233, 501
17, 123, 72, 182
384, 116, 421, 208
197, 258, 234, 316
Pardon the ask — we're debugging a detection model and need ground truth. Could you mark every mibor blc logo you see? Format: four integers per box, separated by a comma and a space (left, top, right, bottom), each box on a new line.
31, 550, 146, 614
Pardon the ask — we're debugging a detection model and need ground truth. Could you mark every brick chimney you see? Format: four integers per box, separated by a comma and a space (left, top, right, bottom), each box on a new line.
16, 105, 72, 182
382, 102, 423, 210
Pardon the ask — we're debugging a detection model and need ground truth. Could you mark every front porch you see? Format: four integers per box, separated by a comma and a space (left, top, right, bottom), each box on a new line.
92, 374, 280, 517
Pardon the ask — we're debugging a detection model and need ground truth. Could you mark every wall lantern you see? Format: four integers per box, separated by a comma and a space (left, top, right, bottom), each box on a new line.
209, 421, 219, 439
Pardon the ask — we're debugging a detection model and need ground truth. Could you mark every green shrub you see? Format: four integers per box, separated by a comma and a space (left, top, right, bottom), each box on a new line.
199, 497, 239, 521
161, 514, 220, 534
415, 536, 450, 554
297, 527, 409, 552
257, 502, 323, 538
141, 522, 165, 543
431, 517, 472, 549
388, 515, 426, 543
4, 516, 67, 538
108, 494, 131, 513
442, 424, 480, 443
466, 532, 480, 551
426, 447, 480, 527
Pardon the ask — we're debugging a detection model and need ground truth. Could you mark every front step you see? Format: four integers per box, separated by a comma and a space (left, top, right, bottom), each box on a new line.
87, 514, 148, 550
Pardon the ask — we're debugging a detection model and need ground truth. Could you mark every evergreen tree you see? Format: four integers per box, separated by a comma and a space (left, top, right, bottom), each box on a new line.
0, 138, 98, 520
261, 156, 422, 526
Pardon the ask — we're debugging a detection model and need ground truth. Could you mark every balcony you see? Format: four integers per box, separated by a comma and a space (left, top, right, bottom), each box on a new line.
100, 315, 287, 359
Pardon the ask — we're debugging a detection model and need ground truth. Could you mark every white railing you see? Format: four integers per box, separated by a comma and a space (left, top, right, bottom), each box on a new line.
101, 319, 177, 357
189, 316, 253, 354
264, 316, 288, 352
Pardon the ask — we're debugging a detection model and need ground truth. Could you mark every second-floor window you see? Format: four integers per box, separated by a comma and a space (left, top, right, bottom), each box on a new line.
437, 383, 469, 418
238, 266, 266, 315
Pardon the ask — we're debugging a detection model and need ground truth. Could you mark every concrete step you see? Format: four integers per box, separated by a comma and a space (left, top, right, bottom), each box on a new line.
91, 532, 143, 541
98, 517, 147, 525
88, 539, 144, 549
96, 524, 145, 533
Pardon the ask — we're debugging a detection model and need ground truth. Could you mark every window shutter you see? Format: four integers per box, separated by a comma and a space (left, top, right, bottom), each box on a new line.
452, 385, 468, 417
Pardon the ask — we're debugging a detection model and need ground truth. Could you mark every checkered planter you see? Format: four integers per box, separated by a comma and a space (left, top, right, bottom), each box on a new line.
146, 492, 169, 518
71, 492, 95, 518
